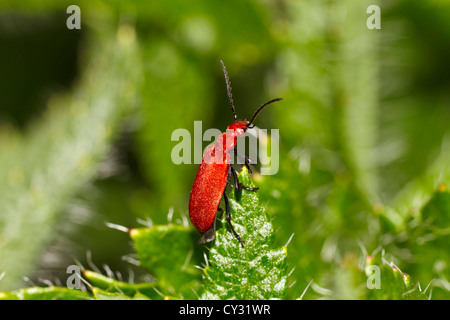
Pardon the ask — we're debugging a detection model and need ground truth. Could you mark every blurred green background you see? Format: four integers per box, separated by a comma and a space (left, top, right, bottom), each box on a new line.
1, 0, 450, 299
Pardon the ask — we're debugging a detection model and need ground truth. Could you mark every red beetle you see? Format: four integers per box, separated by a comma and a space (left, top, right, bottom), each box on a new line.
189, 61, 282, 247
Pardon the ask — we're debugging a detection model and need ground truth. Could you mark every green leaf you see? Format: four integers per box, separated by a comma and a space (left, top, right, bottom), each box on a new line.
0, 23, 142, 290
0, 271, 162, 300
83, 270, 160, 300
421, 184, 450, 228
324, 253, 429, 300
130, 225, 203, 299
269, 0, 382, 298
391, 137, 450, 226
405, 186, 450, 299
364, 255, 429, 300
202, 167, 288, 299
92, 288, 149, 300
0, 286, 92, 300
134, 41, 214, 224
333, 0, 380, 206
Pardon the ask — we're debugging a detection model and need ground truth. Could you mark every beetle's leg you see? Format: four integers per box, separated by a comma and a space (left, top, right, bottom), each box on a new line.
231, 166, 259, 193
197, 207, 224, 245
217, 207, 224, 219
233, 146, 253, 174
231, 166, 241, 192
223, 191, 244, 248
198, 220, 216, 244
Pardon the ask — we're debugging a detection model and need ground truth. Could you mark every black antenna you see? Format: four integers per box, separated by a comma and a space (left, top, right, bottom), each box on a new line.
247, 98, 283, 128
220, 60, 238, 121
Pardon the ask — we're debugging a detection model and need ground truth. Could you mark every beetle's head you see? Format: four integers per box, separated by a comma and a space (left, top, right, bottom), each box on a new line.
227, 121, 248, 137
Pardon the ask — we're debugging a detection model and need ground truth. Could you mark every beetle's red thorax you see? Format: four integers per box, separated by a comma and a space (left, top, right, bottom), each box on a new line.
214, 121, 247, 152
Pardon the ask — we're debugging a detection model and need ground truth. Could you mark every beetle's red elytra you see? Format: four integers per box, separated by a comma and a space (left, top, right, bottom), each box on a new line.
188, 61, 283, 247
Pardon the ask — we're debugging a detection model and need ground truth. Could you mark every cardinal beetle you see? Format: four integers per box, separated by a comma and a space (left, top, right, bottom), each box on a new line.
188, 61, 283, 248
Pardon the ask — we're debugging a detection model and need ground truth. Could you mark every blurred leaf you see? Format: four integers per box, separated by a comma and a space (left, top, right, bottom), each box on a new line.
0, 23, 142, 290
92, 288, 149, 300
273, 0, 379, 203
378, 0, 450, 206
330, 0, 380, 206
421, 185, 450, 228
133, 39, 213, 223
364, 255, 429, 300
401, 186, 450, 299
392, 138, 450, 223
320, 253, 429, 300
133, 0, 275, 62
130, 225, 203, 299
202, 167, 288, 299
0, 286, 92, 300
83, 270, 160, 300
260, 0, 383, 299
